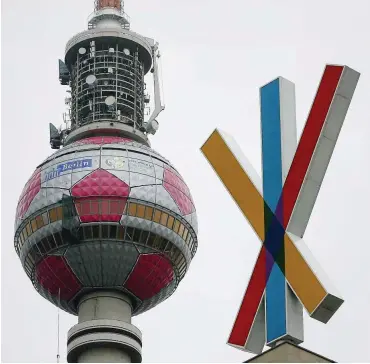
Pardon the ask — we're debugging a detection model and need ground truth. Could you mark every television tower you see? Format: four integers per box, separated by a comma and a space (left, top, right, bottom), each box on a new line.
14, 1, 198, 362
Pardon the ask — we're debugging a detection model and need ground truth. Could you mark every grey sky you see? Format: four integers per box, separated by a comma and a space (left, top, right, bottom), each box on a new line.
2, 0, 370, 362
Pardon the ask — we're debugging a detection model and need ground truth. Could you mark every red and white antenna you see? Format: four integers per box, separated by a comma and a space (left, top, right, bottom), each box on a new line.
88, 0, 130, 30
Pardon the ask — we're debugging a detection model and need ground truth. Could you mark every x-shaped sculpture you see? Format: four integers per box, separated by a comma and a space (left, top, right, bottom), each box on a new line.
201, 65, 359, 354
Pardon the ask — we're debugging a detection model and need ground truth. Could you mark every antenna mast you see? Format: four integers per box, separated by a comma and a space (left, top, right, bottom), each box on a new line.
57, 288, 60, 363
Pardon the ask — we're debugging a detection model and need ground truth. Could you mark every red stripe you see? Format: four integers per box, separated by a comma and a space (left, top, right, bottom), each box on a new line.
282, 65, 344, 227
228, 247, 266, 347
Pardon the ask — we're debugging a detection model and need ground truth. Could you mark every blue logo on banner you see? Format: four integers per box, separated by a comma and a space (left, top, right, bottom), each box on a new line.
45, 158, 92, 182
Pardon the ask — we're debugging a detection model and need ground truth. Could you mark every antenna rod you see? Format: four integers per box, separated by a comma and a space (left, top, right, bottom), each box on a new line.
57, 288, 60, 363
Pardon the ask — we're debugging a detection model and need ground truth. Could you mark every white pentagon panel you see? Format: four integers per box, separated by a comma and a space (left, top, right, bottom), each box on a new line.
129, 172, 156, 188
101, 148, 128, 157
153, 164, 164, 180
128, 158, 156, 177
128, 151, 152, 163
24, 189, 48, 219
130, 185, 156, 203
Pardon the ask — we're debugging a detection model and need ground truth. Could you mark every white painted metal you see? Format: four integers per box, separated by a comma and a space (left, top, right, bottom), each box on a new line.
147, 43, 165, 125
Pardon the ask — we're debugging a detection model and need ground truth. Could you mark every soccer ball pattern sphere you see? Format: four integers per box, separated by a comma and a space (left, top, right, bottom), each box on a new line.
14, 136, 198, 315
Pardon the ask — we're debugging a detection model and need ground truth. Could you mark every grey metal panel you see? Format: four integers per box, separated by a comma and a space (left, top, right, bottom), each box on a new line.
155, 184, 181, 215
110, 242, 138, 285
24, 189, 48, 218
125, 216, 153, 232
128, 151, 152, 163
130, 185, 156, 203
153, 164, 164, 180
150, 222, 173, 241
245, 296, 266, 354
101, 148, 128, 157
79, 243, 104, 287
128, 159, 156, 177
65, 245, 93, 286
20, 236, 34, 264
129, 172, 156, 187
285, 283, 304, 344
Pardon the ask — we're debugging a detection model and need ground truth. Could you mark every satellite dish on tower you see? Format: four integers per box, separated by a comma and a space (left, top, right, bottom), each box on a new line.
79, 47, 87, 55
123, 48, 130, 56
86, 75, 97, 88
146, 119, 159, 135
105, 96, 116, 111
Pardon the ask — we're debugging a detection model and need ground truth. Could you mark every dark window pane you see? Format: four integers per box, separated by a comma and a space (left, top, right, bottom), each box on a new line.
172, 247, 180, 263
133, 228, 141, 242
117, 226, 125, 240
84, 226, 92, 240
92, 225, 100, 239
102, 225, 109, 238
147, 233, 156, 247
159, 239, 169, 251
153, 236, 165, 250
78, 228, 84, 241
125, 227, 134, 241
38, 239, 49, 254
109, 225, 117, 239
140, 230, 149, 244
54, 233, 63, 247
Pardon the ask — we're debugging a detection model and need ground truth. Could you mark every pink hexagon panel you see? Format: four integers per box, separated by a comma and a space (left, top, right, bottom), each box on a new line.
71, 169, 130, 222
163, 167, 194, 215
124, 254, 174, 300
36, 256, 81, 301
74, 136, 133, 145
16, 168, 41, 219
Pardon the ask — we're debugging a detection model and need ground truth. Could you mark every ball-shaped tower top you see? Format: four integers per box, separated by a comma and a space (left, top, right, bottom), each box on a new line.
15, 136, 198, 316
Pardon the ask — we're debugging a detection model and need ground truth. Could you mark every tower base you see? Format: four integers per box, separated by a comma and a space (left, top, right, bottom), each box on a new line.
67, 291, 142, 363
245, 342, 335, 363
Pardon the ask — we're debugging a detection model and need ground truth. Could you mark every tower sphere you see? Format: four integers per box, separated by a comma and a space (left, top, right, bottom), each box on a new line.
14, 136, 198, 315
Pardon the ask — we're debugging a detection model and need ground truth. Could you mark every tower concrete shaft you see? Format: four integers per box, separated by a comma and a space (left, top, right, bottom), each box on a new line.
67, 291, 142, 363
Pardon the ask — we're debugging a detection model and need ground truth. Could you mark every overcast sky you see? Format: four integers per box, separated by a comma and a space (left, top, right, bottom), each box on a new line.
2, 0, 370, 362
